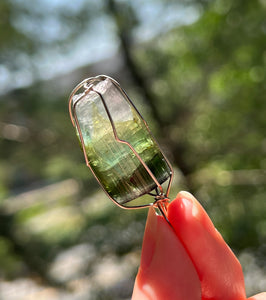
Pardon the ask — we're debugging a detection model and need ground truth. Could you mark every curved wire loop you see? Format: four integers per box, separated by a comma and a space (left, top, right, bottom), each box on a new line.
68, 75, 173, 216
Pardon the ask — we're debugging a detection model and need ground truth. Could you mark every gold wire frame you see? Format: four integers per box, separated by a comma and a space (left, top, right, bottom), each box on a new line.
68, 75, 173, 216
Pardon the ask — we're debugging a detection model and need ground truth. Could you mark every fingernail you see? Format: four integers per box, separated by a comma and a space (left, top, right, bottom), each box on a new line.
178, 191, 200, 218
179, 191, 196, 202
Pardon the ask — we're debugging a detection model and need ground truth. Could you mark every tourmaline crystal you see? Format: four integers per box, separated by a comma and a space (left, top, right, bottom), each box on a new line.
73, 77, 171, 205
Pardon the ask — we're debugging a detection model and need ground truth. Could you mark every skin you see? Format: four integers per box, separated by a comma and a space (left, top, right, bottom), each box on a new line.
132, 191, 266, 300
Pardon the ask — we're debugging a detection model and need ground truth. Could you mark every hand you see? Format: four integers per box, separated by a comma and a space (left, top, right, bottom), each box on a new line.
132, 191, 266, 300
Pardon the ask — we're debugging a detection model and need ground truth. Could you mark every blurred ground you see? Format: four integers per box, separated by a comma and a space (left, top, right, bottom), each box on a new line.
0, 180, 265, 299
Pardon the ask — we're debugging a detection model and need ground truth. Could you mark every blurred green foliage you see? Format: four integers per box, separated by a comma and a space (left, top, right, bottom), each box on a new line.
0, 0, 265, 298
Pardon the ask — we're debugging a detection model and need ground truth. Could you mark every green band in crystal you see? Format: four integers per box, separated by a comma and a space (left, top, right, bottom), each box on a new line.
72, 77, 171, 206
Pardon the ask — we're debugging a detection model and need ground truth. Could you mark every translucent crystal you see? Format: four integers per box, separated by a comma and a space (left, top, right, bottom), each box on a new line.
74, 78, 171, 205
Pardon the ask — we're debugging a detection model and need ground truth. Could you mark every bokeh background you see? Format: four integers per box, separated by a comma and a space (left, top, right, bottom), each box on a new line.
0, 0, 265, 299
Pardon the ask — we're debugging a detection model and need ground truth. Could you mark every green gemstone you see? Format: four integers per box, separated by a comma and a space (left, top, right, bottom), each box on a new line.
74, 77, 171, 205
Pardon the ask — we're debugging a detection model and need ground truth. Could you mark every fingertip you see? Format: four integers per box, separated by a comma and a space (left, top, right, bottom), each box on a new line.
177, 190, 197, 201
168, 191, 194, 226
169, 191, 213, 230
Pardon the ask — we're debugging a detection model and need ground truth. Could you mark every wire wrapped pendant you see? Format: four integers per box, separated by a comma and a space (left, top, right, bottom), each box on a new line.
69, 75, 173, 215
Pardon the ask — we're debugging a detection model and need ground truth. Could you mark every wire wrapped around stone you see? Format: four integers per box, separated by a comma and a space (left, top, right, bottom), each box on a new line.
68, 75, 173, 215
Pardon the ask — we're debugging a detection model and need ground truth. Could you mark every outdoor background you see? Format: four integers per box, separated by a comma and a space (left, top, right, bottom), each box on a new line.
0, 0, 265, 299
